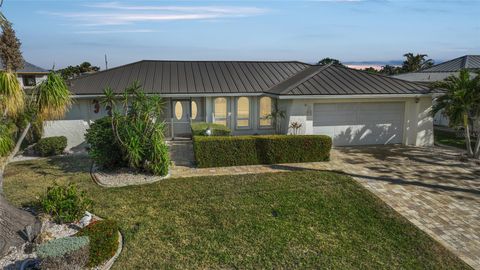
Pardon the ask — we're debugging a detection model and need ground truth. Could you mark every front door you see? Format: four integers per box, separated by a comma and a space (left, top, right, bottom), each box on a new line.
172, 100, 191, 138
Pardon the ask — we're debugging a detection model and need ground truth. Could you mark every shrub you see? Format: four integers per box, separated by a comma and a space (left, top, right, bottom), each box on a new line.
193, 135, 332, 168
98, 83, 171, 176
256, 135, 331, 164
37, 236, 89, 270
194, 136, 258, 167
191, 122, 231, 136
34, 136, 67, 156
77, 220, 119, 267
85, 116, 125, 168
40, 183, 92, 223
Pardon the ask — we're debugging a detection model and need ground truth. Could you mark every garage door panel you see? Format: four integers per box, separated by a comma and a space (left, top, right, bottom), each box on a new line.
313, 102, 404, 146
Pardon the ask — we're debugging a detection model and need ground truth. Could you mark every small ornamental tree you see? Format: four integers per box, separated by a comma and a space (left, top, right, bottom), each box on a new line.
98, 82, 170, 176
432, 69, 480, 158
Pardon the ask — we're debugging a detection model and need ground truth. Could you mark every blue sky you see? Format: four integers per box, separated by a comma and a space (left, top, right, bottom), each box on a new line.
2, 0, 479, 69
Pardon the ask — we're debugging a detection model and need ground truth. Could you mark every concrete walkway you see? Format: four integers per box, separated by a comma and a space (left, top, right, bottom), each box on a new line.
169, 141, 480, 269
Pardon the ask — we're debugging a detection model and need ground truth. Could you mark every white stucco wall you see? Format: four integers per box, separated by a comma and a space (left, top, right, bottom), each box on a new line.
281, 96, 434, 147
43, 99, 109, 150
45, 95, 434, 149
17, 74, 47, 89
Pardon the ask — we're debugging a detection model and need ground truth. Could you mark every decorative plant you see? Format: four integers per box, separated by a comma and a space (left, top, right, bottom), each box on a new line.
40, 183, 92, 224
77, 219, 119, 267
432, 69, 480, 158
289, 122, 303, 135
85, 117, 125, 168
33, 136, 67, 156
37, 236, 90, 270
99, 82, 170, 175
267, 100, 286, 134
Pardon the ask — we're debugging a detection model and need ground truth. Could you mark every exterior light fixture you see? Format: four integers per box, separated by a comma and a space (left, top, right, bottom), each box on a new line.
205, 128, 212, 136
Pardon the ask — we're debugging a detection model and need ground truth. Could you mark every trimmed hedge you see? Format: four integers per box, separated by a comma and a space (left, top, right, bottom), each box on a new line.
193, 135, 332, 168
191, 122, 231, 136
34, 136, 67, 156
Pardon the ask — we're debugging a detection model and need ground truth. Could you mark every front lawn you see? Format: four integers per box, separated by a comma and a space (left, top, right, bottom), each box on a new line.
3, 156, 469, 269
435, 129, 477, 150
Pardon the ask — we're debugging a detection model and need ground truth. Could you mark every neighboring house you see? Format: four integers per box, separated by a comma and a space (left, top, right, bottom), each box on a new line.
394, 55, 480, 126
46, 60, 434, 149
0, 60, 49, 89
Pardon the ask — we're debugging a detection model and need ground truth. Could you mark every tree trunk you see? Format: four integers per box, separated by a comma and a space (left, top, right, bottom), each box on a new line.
0, 122, 40, 257
463, 114, 474, 157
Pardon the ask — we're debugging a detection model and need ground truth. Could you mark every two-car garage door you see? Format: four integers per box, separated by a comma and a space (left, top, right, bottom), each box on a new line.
313, 102, 405, 146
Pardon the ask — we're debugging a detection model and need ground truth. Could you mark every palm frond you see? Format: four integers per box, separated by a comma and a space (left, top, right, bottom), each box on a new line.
0, 71, 25, 116
35, 72, 72, 121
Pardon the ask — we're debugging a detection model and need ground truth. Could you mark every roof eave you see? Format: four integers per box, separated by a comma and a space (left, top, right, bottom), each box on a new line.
277, 93, 433, 99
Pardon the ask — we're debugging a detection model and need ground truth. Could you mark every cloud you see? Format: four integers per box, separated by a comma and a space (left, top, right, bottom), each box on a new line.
46, 2, 268, 26
75, 29, 156, 34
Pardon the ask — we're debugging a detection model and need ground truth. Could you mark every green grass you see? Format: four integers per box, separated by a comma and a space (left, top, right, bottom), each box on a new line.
3, 155, 469, 269
434, 129, 477, 150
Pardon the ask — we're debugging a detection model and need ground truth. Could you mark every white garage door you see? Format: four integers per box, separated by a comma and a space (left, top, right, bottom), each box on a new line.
313, 102, 405, 146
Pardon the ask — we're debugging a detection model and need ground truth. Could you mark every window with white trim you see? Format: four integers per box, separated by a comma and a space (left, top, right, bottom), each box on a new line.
214, 97, 227, 126
259, 97, 272, 127
236, 97, 250, 128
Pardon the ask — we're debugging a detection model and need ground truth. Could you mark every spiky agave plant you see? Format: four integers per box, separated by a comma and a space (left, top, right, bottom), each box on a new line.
0, 71, 24, 116
34, 72, 72, 121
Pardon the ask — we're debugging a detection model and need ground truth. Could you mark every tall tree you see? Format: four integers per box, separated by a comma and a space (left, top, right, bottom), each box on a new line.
58, 61, 100, 80
379, 65, 402, 75
0, 14, 72, 256
318, 58, 344, 66
402, 53, 434, 72
432, 69, 480, 158
0, 19, 24, 116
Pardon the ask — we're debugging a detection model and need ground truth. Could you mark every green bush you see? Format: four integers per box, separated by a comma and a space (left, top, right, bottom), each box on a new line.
191, 122, 231, 136
77, 220, 119, 267
96, 83, 170, 176
33, 136, 67, 156
37, 236, 89, 270
85, 117, 125, 168
40, 183, 92, 223
194, 136, 258, 167
193, 135, 332, 168
256, 135, 331, 164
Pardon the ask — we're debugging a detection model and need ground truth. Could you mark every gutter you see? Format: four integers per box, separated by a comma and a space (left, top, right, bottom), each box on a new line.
70, 92, 264, 99
277, 93, 433, 99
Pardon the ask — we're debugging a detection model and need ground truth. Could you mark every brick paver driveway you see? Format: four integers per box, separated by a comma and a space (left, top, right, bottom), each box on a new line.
334, 146, 480, 269
170, 142, 480, 268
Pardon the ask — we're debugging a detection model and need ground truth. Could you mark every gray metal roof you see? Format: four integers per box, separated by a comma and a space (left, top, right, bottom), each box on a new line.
68, 60, 430, 96
420, 55, 480, 72
393, 72, 455, 82
267, 64, 430, 95
69, 60, 310, 95
0, 60, 48, 74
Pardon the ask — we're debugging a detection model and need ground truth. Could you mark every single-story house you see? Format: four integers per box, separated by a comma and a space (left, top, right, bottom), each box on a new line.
1, 60, 48, 89
45, 60, 435, 149
393, 55, 480, 126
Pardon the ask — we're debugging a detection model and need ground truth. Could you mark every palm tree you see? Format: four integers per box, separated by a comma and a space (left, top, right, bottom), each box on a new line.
402, 53, 434, 72
0, 13, 71, 255
432, 69, 480, 158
